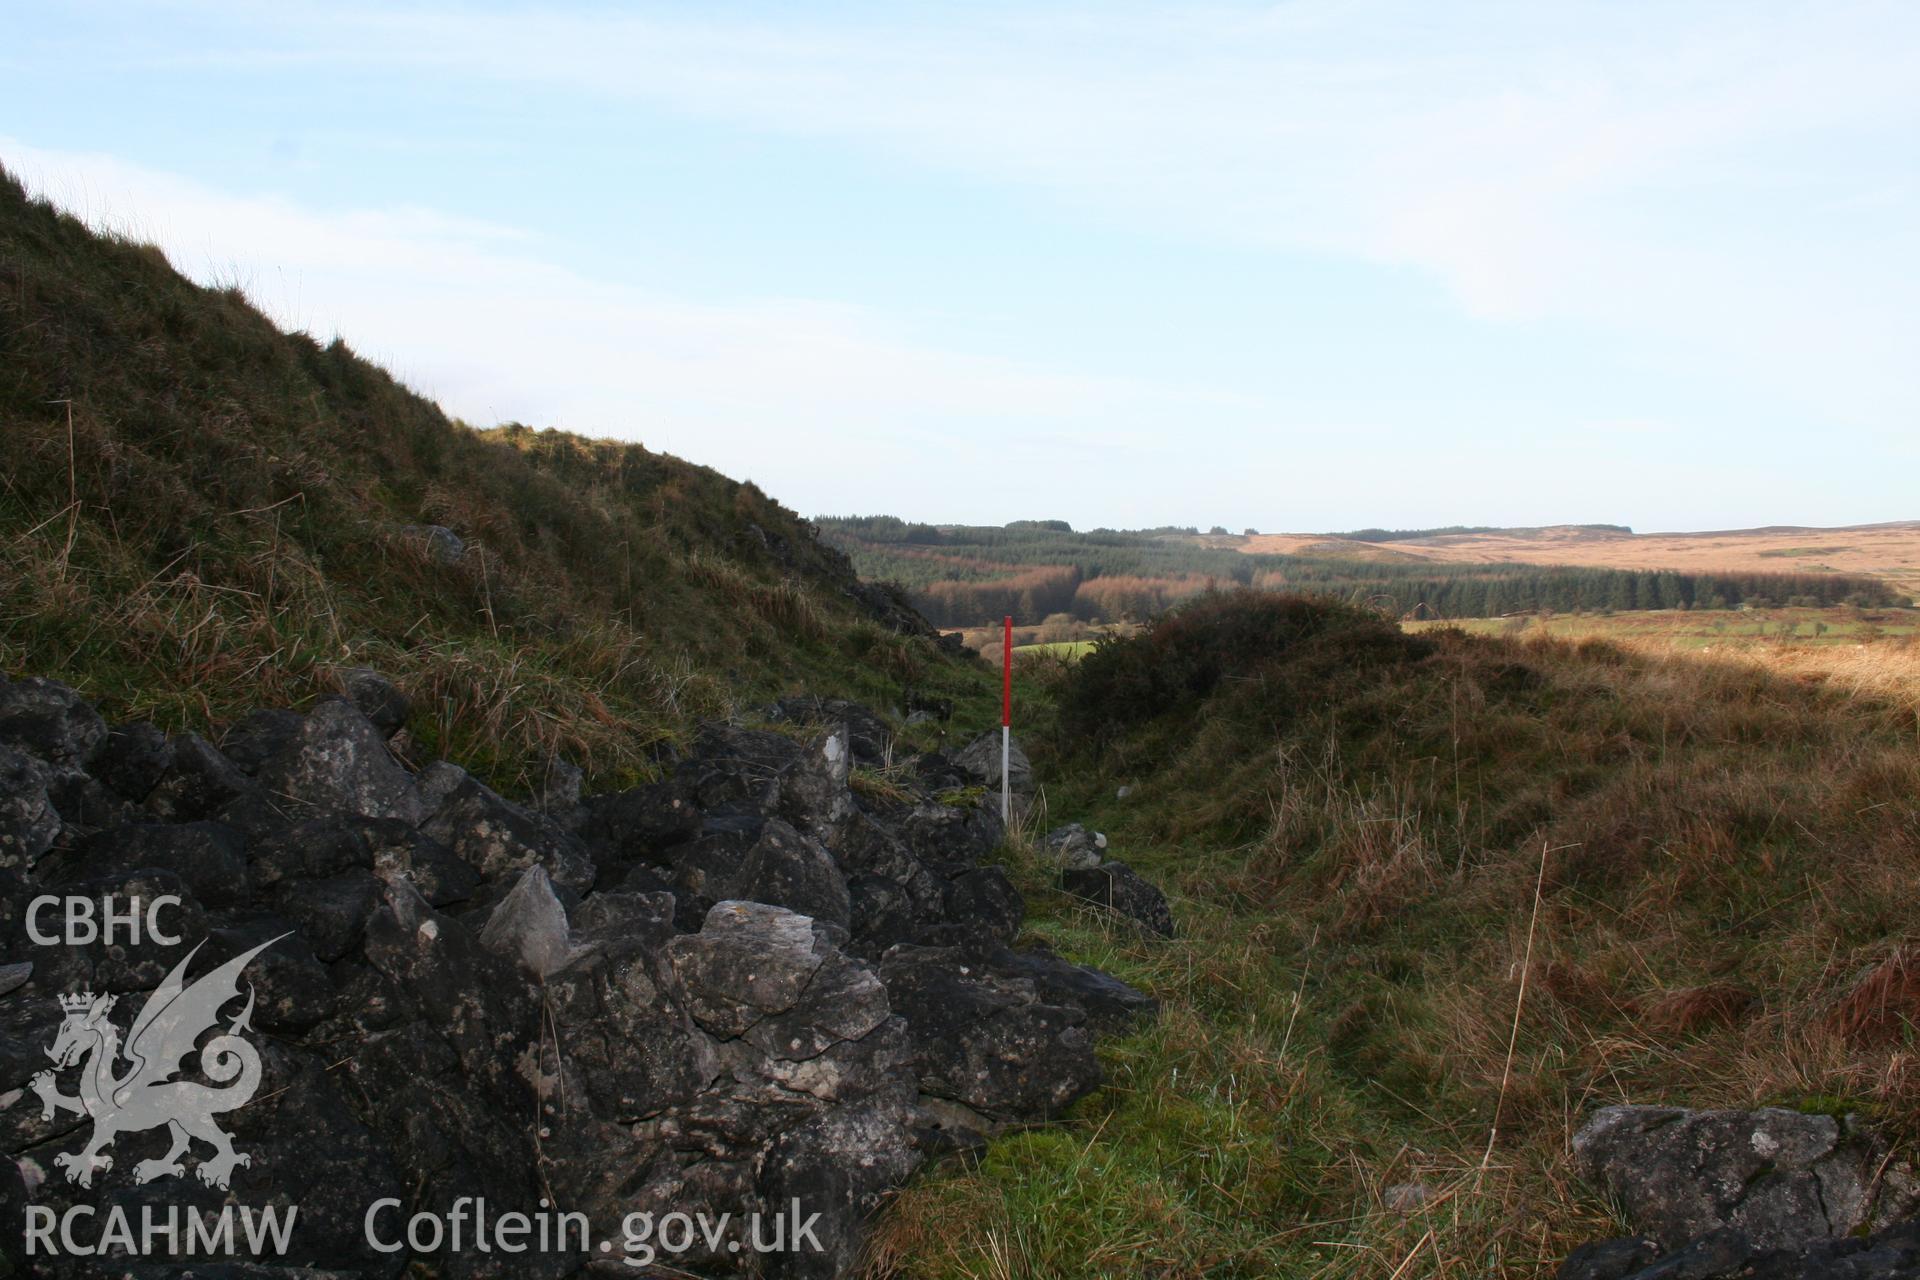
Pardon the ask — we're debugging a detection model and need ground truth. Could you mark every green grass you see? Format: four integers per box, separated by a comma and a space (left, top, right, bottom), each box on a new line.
872, 592, 1920, 1278
0, 164, 999, 788
1013, 640, 1097, 658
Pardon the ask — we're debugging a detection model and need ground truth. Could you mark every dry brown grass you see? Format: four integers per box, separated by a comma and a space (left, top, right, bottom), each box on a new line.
1827, 946, 1920, 1048
869, 602, 1920, 1279
1721, 639, 1920, 720
1244, 523, 1920, 596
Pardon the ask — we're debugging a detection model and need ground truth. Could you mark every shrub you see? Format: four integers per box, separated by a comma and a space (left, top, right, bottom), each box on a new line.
1057, 590, 1429, 744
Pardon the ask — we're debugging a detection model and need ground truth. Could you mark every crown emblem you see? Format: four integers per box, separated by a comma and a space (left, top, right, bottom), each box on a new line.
59, 991, 98, 1015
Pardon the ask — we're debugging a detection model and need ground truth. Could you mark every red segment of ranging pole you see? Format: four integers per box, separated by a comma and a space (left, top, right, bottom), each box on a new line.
1001, 616, 1013, 725
1001, 616, 1013, 823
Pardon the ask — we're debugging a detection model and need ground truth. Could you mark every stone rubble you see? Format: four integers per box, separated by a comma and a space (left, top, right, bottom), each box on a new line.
0, 674, 1161, 1278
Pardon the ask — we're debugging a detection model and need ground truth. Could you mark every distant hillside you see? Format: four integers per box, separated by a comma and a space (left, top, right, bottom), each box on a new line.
0, 167, 981, 789
1245, 521, 1920, 597
817, 516, 1901, 630
1328, 522, 1633, 543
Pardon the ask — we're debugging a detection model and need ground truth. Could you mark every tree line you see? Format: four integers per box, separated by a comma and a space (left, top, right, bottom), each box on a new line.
1327, 523, 1632, 543
816, 517, 1904, 627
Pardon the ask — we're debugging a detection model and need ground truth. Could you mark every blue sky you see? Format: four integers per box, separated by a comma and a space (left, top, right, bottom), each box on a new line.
4, 1, 1916, 532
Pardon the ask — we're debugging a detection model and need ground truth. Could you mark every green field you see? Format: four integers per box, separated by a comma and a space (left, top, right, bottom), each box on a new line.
1013, 607, 1920, 665
1013, 640, 1098, 658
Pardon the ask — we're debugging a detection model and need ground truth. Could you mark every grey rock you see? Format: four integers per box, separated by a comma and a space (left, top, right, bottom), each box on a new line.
337, 667, 410, 737
880, 943, 1102, 1121
271, 869, 384, 962
953, 729, 1031, 794
685, 723, 803, 813
578, 774, 702, 873
723, 817, 852, 931
938, 866, 1024, 945
540, 892, 717, 1122
346, 882, 569, 1280
89, 721, 173, 801
979, 944, 1158, 1037
204, 916, 336, 1032
846, 871, 923, 958
0, 676, 1166, 1278
146, 731, 257, 821
217, 708, 304, 774
72, 821, 250, 908
744, 947, 891, 1062
43, 762, 132, 832
1557, 1236, 1664, 1280
204, 793, 297, 854
758, 1093, 925, 1279
246, 815, 452, 899
1792, 1219, 1920, 1279
258, 700, 425, 823
668, 900, 829, 1038
0, 676, 106, 767
422, 771, 595, 892
248, 814, 377, 886
478, 864, 577, 979
0, 865, 22, 948
910, 750, 970, 793
778, 729, 856, 842
1649, 1230, 1763, 1278
1572, 1105, 1904, 1254
838, 810, 947, 913
1061, 860, 1177, 938
361, 820, 480, 907
413, 758, 472, 813
0, 744, 59, 868
6, 1039, 406, 1280
901, 798, 1004, 877
767, 696, 895, 768
13, 868, 211, 997
1044, 822, 1108, 871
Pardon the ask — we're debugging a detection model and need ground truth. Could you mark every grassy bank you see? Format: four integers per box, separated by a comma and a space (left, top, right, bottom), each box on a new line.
0, 166, 995, 787
874, 593, 1920, 1278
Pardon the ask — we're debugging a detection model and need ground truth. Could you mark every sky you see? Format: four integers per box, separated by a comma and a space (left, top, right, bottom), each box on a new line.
3, 1, 1917, 533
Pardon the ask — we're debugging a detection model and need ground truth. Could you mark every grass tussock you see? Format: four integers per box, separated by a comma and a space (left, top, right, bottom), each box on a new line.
871, 591, 1920, 1278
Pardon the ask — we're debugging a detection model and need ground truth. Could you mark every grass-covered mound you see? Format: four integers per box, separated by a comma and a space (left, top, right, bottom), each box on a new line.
876, 590, 1920, 1277
0, 166, 990, 787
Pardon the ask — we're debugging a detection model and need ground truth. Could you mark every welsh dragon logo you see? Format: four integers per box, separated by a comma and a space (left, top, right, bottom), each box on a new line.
29, 935, 285, 1191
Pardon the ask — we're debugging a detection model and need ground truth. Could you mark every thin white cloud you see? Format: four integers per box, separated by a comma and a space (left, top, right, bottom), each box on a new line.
3, 138, 1246, 514
8, 1, 1919, 529
139, 0, 1917, 423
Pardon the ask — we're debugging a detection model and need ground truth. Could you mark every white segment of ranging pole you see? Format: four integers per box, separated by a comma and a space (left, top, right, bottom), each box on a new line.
1001, 724, 1011, 823
1001, 615, 1013, 824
